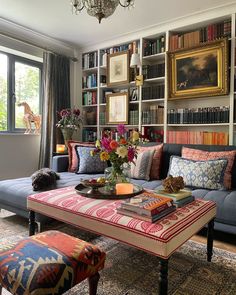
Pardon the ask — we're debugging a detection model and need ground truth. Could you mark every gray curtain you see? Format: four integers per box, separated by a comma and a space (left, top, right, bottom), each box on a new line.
38, 52, 71, 168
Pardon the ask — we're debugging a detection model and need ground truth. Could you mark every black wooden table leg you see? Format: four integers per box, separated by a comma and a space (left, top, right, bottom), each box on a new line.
29, 210, 36, 236
207, 218, 214, 262
159, 258, 169, 295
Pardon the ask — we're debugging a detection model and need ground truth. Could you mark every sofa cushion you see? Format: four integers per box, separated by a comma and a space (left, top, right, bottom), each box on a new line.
67, 141, 94, 172
138, 144, 163, 180
182, 147, 236, 190
168, 156, 228, 190
75, 146, 107, 174
130, 150, 154, 180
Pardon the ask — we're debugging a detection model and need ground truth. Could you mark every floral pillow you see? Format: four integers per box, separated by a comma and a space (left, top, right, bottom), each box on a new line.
75, 146, 107, 174
67, 140, 94, 172
182, 147, 236, 190
168, 155, 228, 190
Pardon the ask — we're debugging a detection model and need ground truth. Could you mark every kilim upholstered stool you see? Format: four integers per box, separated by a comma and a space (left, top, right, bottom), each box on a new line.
0, 230, 106, 295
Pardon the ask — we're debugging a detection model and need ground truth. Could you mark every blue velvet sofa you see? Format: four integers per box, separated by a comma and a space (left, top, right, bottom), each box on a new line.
0, 143, 236, 235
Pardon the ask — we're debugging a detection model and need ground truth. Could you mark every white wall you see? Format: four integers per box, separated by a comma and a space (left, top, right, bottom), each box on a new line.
0, 19, 77, 179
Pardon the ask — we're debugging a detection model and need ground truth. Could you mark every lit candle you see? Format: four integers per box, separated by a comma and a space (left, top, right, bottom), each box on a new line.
116, 183, 134, 195
56, 144, 65, 153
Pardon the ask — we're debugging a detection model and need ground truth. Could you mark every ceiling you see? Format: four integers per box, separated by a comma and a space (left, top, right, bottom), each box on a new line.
0, 0, 235, 49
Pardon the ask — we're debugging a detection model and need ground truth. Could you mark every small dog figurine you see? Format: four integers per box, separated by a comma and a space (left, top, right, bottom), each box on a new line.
31, 168, 60, 191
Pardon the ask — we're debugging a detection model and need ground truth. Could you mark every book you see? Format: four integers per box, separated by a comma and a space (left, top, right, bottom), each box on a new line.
173, 195, 195, 208
155, 189, 192, 201
119, 191, 173, 217
116, 206, 176, 222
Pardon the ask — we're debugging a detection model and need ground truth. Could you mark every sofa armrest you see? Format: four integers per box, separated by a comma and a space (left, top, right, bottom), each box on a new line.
52, 155, 69, 172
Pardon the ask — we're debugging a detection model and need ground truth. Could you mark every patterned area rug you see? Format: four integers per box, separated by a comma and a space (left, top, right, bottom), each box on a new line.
0, 210, 236, 295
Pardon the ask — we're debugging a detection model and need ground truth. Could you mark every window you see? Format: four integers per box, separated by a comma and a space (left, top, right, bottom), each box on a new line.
0, 51, 42, 133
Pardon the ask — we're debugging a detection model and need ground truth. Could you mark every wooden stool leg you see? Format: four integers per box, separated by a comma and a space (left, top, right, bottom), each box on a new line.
88, 272, 100, 295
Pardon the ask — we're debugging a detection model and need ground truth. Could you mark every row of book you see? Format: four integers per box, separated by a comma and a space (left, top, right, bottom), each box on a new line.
82, 129, 97, 142
82, 74, 97, 89
167, 106, 230, 124
142, 105, 164, 125
142, 63, 165, 80
82, 91, 97, 106
142, 127, 164, 142
169, 20, 231, 51
116, 190, 193, 223
142, 84, 164, 100
129, 110, 139, 125
143, 36, 165, 56
167, 131, 229, 145
82, 52, 98, 69
99, 111, 106, 125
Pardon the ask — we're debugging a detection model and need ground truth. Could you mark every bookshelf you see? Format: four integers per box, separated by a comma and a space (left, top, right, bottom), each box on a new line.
81, 12, 236, 145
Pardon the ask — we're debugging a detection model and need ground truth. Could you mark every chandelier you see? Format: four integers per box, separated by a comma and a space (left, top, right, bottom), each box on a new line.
71, 0, 135, 23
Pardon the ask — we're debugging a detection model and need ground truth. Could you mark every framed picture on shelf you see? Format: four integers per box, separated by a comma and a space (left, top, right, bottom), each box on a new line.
168, 38, 228, 99
107, 51, 130, 86
106, 92, 129, 124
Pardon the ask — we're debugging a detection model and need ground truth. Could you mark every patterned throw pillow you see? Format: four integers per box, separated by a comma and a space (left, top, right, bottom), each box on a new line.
75, 146, 107, 174
182, 147, 236, 190
67, 141, 94, 172
130, 150, 155, 181
168, 156, 228, 190
138, 144, 163, 180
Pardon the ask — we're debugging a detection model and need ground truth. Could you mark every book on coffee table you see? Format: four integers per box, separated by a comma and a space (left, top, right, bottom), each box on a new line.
118, 191, 173, 217
173, 195, 195, 207
116, 205, 176, 222
154, 189, 192, 201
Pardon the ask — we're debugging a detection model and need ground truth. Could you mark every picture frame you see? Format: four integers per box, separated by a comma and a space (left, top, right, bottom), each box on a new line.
107, 51, 130, 87
106, 92, 129, 124
168, 39, 228, 100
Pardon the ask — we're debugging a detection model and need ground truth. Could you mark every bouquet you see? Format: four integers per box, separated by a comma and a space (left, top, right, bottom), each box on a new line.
56, 108, 82, 130
91, 124, 140, 187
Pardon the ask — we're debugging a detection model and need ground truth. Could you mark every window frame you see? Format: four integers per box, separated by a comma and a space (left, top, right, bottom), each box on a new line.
0, 50, 43, 133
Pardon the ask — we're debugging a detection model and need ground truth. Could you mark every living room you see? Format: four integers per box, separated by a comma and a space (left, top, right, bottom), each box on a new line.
0, 1, 236, 294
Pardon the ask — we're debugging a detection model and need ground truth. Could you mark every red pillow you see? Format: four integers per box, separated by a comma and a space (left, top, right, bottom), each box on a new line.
182, 147, 236, 190
138, 144, 163, 180
67, 140, 94, 172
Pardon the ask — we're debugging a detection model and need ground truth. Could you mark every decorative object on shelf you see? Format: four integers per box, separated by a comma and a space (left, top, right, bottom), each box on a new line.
56, 144, 66, 153
18, 102, 41, 134
106, 92, 129, 124
56, 108, 82, 148
162, 175, 185, 193
130, 51, 143, 86
71, 0, 135, 23
91, 124, 140, 190
168, 38, 228, 99
107, 51, 130, 86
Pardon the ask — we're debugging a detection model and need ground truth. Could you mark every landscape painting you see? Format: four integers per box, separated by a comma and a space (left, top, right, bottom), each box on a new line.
168, 39, 228, 99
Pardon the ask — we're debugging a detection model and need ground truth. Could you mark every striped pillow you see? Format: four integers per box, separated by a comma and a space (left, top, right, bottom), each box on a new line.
182, 147, 236, 190
130, 150, 154, 180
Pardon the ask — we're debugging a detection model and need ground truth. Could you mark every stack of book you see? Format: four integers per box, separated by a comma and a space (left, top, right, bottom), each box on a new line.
116, 191, 176, 222
155, 189, 194, 208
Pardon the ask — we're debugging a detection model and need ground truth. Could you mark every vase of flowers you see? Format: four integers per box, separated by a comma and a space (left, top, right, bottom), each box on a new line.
91, 124, 140, 190
56, 108, 82, 148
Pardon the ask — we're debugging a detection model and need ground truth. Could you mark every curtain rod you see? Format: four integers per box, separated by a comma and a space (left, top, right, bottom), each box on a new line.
0, 31, 78, 62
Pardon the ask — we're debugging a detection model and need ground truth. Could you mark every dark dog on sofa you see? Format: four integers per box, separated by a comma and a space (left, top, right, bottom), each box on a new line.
31, 168, 60, 191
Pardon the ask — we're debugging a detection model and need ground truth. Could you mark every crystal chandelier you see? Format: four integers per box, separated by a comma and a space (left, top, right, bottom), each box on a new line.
71, 0, 135, 23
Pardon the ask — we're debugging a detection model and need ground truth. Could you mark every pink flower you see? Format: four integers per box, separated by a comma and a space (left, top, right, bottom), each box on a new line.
127, 147, 135, 162
117, 124, 126, 136
73, 109, 80, 116
101, 137, 112, 152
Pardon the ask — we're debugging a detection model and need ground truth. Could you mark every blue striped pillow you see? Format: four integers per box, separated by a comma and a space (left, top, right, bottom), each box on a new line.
130, 150, 154, 180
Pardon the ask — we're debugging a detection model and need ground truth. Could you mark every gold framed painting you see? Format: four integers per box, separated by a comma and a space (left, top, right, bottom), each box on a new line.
106, 92, 129, 124
107, 51, 130, 87
168, 39, 228, 100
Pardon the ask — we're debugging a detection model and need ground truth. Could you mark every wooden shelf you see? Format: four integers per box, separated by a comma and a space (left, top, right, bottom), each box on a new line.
83, 125, 97, 128
82, 104, 97, 107
142, 124, 164, 127
82, 67, 98, 72
142, 98, 164, 103
168, 123, 229, 127
82, 87, 97, 91
142, 52, 165, 61
144, 77, 165, 83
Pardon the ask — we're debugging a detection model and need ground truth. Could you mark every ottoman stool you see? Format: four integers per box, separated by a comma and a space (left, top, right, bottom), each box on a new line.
0, 230, 106, 295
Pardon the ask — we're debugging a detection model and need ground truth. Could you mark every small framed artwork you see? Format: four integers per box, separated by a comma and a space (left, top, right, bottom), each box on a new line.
168, 38, 228, 100
106, 92, 129, 124
107, 51, 130, 87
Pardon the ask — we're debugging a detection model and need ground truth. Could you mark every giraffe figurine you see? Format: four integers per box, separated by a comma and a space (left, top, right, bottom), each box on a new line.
18, 102, 41, 134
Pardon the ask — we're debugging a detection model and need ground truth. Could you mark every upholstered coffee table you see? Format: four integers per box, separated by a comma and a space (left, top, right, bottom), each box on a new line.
27, 186, 216, 295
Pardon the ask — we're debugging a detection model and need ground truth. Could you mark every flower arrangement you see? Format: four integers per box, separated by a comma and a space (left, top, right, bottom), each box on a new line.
91, 124, 140, 187
56, 108, 82, 130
